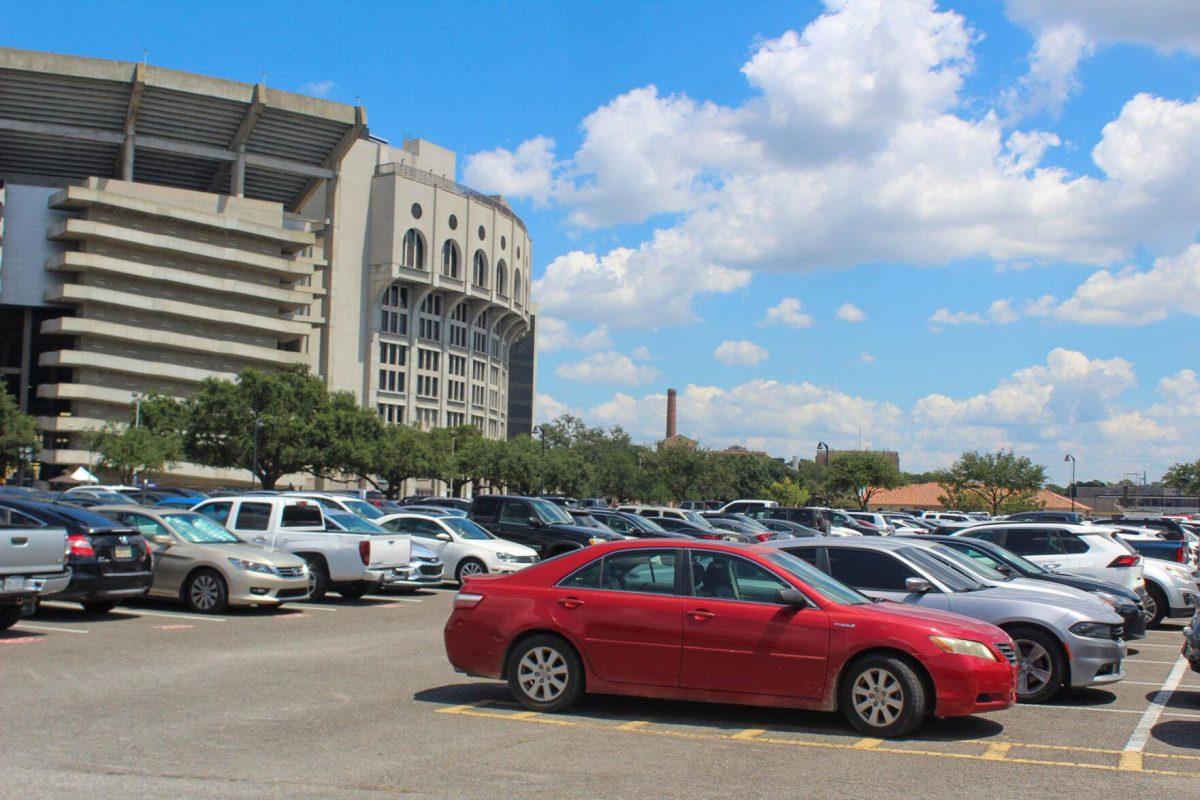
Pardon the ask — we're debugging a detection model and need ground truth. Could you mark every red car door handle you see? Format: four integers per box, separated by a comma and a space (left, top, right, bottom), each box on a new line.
557, 597, 585, 609
687, 609, 715, 620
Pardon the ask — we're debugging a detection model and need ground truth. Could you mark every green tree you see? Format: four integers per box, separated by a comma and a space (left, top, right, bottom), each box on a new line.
0, 387, 39, 480
494, 435, 541, 495
827, 452, 903, 510
1163, 460, 1200, 496
651, 444, 706, 502
935, 450, 1047, 516
87, 421, 182, 484
763, 477, 810, 507
367, 424, 431, 499
314, 391, 386, 483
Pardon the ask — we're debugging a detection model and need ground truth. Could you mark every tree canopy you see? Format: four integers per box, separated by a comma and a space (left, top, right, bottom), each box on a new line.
0, 387, 39, 479
826, 452, 903, 509
935, 450, 1047, 515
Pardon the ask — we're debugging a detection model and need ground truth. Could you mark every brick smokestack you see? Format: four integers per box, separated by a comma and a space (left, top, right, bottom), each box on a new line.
666, 388, 677, 439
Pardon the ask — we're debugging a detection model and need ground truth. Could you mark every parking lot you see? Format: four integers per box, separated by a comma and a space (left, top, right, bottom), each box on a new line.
2, 590, 1197, 800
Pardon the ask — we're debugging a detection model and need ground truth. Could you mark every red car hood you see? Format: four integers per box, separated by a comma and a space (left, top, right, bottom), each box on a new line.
853, 598, 1008, 642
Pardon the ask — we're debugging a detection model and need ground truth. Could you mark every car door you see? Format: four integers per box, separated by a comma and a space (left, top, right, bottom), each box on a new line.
1002, 528, 1070, 571
119, 512, 184, 596
497, 500, 538, 551
406, 517, 456, 570
548, 549, 683, 687
679, 550, 829, 699
824, 547, 950, 610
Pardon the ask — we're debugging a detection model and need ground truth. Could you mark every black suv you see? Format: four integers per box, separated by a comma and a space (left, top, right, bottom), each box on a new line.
469, 495, 623, 557
0, 499, 153, 613
754, 506, 883, 536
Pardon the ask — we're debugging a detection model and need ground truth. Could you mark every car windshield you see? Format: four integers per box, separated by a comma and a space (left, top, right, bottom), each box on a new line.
682, 510, 714, 528
929, 544, 1009, 582
730, 514, 768, 531
343, 499, 383, 519
530, 498, 574, 525
164, 514, 241, 544
76, 490, 129, 504
443, 517, 493, 541
767, 551, 869, 605
829, 511, 856, 526
961, 539, 1047, 574
900, 547, 986, 592
328, 512, 387, 533
627, 514, 666, 532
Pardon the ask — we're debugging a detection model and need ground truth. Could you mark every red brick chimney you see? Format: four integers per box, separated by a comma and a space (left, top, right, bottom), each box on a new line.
666, 388, 677, 439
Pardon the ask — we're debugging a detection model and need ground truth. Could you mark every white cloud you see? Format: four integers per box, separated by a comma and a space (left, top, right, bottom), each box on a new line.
1008, 23, 1094, 116
555, 351, 660, 386
462, 136, 560, 206
1006, 1, 1200, 55
536, 316, 612, 353
535, 393, 571, 424
631, 346, 655, 361
713, 340, 770, 366
836, 302, 867, 323
928, 298, 1022, 328
860, 352, 876, 365
761, 297, 814, 328
299, 80, 335, 97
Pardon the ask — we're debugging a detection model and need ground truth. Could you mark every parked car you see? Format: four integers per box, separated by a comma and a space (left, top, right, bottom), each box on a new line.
885, 513, 937, 533
400, 504, 468, 518
753, 507, 876, 536
61, 487, 134, 505
379, 513, 538, 582
0, 523, 71, 630
909, 534, 1148, 640
444, 539, 1017, 738
95, 506, 309, 613
651, 516, 754, 542
950, 523, 1144, 594
322, 511, 444, 591
717, 499, 778, 514
620, 505, 756, 541
1004, 511, 1089, 524
679, 500, 722, 511
574, 498, 609, 509
1185, 612, 1199, 674
920, 511, 972, 523
470, 496, 623, 558
1108, 516, 1191, 542
565, 508, 614, 531
0, 498, 153, 613
758, 518, 823, 538
1112, 528, 1196, 566
585, 509, 691, 540
403, 497, 473, 513
191, 495, 410, 600
274, 492, 386, 521
538, 495, 577, 507
771, 537, 1127, 703
847, 512, 896, 534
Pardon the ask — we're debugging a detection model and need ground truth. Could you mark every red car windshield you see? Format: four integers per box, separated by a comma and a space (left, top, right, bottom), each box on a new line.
766, 551, 869, 605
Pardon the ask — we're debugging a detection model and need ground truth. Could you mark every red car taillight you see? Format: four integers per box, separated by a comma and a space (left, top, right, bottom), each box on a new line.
697, 533, 721, 540
358, 539, 370, 566
1176, 545, 1187, 564
1108, 554, 1140, 568
67, 534, 95, 558
755, 532, 772, 542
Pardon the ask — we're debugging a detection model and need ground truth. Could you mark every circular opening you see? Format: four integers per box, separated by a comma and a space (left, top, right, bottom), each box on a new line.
411, 203, 422, 220
517, 246, 521, 260
448, 214, 458, 230
478, 225, 486, 240
501, 235, 507, 250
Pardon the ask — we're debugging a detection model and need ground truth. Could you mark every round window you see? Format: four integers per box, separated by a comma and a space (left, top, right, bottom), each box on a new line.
516, 246, 521, 260
501, 235, 507, 250
478, 225, 486, 240
411, 203, 422, 220
448, 214, 458, 230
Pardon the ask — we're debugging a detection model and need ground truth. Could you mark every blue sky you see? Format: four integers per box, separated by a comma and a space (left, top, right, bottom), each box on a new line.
5, 0, 1200, 480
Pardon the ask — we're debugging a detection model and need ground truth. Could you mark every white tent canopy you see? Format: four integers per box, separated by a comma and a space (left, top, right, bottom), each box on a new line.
69, 466, 99, 484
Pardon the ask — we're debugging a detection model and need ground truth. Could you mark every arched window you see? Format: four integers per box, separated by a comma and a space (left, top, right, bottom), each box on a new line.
441, 240, 461, 279
402, 229, 426, 270
496, 259, 508, 296
472, 249, 489, 288
513, 268, 523, 306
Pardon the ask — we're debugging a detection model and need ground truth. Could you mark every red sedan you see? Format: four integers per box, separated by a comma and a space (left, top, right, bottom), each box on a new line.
444, 540, 1017, 737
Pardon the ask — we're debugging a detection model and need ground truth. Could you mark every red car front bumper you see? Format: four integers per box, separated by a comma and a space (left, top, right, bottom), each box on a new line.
927, 652, 1017, 717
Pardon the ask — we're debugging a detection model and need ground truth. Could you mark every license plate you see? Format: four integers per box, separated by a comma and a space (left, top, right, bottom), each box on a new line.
114, 546, 133, 559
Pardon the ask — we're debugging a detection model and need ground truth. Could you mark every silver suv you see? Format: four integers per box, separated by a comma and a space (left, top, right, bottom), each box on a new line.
768, 537, 1127, 703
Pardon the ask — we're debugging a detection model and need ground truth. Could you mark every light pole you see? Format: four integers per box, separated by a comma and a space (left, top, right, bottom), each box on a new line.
251, 417, 263, 490
132, 392, 143, 429
537, 425, 546, 495
16, 445, 33, 487
817, 441, 831, 467
1064, 454, 1076, 511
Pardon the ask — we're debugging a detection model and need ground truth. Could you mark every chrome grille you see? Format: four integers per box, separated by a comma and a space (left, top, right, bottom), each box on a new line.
419, 564, 442, 577
995, 642, 1017, 666
1111, 625, 1124, 641
276, 566, 304, 578
510, 555, 538, 564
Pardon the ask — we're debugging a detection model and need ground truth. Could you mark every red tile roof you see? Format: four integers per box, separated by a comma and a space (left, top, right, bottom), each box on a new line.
868, 482, 1089, 512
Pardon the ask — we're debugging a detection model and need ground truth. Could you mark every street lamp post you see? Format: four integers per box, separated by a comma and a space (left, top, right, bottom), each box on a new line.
537, 425, 546, 495
251, 417, 263, 490
817, 441, 831, 467
1064, 454, 1076, 511
16, 445, 33, 487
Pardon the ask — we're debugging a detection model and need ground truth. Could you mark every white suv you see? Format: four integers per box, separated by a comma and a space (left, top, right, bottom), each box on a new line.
952, 523, 1144, 593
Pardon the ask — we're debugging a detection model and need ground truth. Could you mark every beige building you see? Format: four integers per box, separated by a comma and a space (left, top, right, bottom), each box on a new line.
0, 47, 533, 485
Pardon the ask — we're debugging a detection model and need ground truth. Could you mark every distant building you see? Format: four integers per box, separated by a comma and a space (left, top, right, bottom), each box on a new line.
506, 313, 535, 439
657, 387, 697, 450
712, 444, 771, 458
816, 448, 900, 469
869, 482, 1086, 512
1074, 485, 1198, 515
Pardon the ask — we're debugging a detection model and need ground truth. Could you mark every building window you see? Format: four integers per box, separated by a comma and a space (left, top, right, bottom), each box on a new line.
514, 268, 523, 306
501, 235, 507, 250
417, 407, 440, 429
447, 411, 465, 427
472, 330, 487, 352
449, 355, 467, 376
471, 385, 485, 405
418, 317, 441, 342
402, 228, 426, 270
441, 240, 461, 279
379, 341, 407, 366
449, 324, 467, 348
380, 282, 409, 336
416, 375, 439, 399
420, 294, 443, 315
377, 403, 405, 425
448, 213, 458, 230
417, 348, 440, 372
478, 225, 486, 240
448, 380, 465, 403
496, 259, 507, 296
472, 250, 488, 288
471, 414, 485, 431
411, 202, 423, 220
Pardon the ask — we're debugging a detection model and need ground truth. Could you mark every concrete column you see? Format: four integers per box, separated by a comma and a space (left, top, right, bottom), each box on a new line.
18, 308, 32, 413
120, 127, 135, 181
231, 146, 246, 197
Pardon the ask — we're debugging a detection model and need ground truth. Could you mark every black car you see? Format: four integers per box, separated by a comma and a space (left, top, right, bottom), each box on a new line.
650, 515, 753, 542
1005, 511, 1088, 525
0, 498, 153, 613
903, 534, 1148, 640
1108, 516, 1189, 542
587, 509, 691, 539
469, 495, 623, 558
758, 518, 823, 538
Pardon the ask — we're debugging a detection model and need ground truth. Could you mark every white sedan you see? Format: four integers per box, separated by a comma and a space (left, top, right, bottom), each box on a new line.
377, 513, 538, 582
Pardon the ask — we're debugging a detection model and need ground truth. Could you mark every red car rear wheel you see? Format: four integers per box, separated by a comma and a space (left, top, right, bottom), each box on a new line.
507, 634, 584, 712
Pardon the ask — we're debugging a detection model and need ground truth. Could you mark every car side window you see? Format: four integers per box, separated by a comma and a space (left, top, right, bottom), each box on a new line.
602, 515, 632, 533
235, 502, 271, 531
125, 514, 168, 537
472, 496, 500, 518
558, 558, 603, 589
500, 501, 532, 524
1055, 531, 1089, 554
408, 519, 444, 537
690, 551, 790, 603
281, 503, 323, 528
601, 550, 678, 595
826, 548, 917, 592
785, 547, 819, 566
969, 529, 1007, 548
1004, 529, 1058, 556
956, 543, 1005, 571
197, 501, 232, 525
0, 508, 41, 527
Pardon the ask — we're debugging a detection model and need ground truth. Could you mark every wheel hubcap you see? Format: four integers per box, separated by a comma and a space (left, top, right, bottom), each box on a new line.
460, 561, 484, 578
852, 668, 904, 727
1015, 640, 1053, 696
1143, 594, 1157, 621
191, 576, 219, 610
517, 646, 569, 702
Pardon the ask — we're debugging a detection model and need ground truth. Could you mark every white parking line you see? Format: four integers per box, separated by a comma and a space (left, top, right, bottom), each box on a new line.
1024, 703, 1200, 719
1131, 642, 1185, 649
1124, 655, 1190, 758
1122, 659, 1182, 665
13, 623, 89, 635
294, 605, 338, 612
365, 595, 423, 603
118, 608, 227, 623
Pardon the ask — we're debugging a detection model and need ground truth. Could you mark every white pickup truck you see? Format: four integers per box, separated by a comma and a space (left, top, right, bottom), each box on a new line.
1, 523, 72, 630
191, 496, 411, 600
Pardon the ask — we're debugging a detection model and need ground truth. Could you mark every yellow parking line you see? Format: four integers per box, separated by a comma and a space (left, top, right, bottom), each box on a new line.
1119, 752, 1144, 772
617, 720, 650, 731
853, 738, 884, 749
731, 728, 765, 740
981, 743, 1011, 761
509, 711, 540, 719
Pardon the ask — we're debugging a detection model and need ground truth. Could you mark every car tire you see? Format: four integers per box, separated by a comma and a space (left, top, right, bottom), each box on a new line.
455, 558, 487, 583
81, 600, 120, 614
336, 583, 369, 600
507, 634, 585, 713
1007, 626, 1066, 703
1144, 583, 1168, 628
0, 605, 20, 630
184, 569, 228, 614
839, 654, 928, 738
304, 557, 330, 601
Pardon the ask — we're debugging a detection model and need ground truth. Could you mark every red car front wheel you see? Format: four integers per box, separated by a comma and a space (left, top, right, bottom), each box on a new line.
840, 655, 928, 738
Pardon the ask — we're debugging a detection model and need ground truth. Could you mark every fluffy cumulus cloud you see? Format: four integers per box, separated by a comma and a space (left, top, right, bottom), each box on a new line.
713, 340, 770, 366
299, 79, 335, 97
836, 302, 866, 323
928, 298, 1021, 328
535, 316, 611, 353
476, 0, 1200, 329
555, 351, 660, 386
761, 297, 814, 328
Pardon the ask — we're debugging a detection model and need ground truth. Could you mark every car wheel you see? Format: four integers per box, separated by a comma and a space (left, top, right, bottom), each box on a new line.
304, 557, 330, 601
1144, 583, 1168, 628
0, 605, 20, 630
81, 600, 120, 614
185, 570, 228, 614
456, 558, 487, 583
336, 583, 368, 600
507, 634, 585, 713
840, 655, 928, 738
1008, 626, 1066, 703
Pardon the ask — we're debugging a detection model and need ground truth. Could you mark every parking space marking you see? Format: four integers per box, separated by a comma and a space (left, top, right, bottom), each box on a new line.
120, 608, 228, 622
365, 596, 423, 603
435, 703, 1200, 777
1132, 642, 1184, 649
1020, 704, 1200, 719
1122, 659, 1181, 665
1124, 655, 1190, 757
294, 605, 338, 612
0, 636, 44, 645
13, 623, 89, 635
